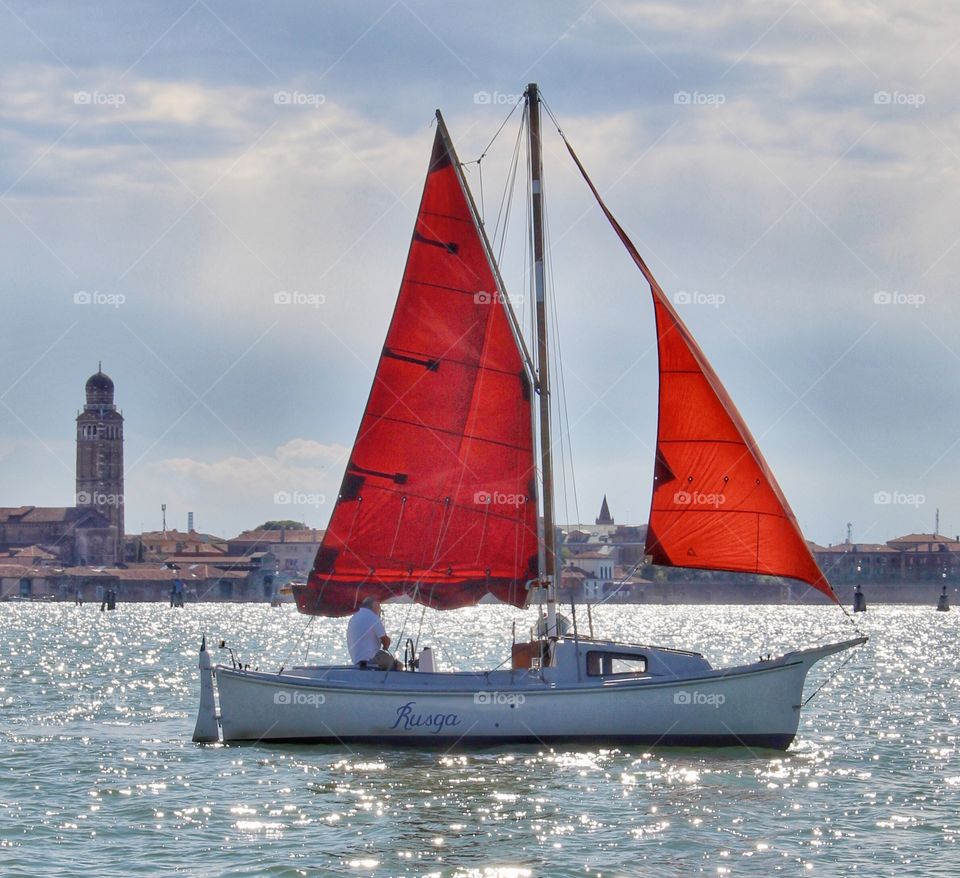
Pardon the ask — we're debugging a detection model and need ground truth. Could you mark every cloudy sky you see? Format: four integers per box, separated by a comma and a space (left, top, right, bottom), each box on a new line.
1, 0, 958, 545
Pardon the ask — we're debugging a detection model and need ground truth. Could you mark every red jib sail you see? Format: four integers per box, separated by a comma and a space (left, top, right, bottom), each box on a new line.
296, 119, 539, 616
561, 137, 837, 602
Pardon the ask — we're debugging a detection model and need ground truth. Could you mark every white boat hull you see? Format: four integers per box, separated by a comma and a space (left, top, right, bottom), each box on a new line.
207, 637, 865, 751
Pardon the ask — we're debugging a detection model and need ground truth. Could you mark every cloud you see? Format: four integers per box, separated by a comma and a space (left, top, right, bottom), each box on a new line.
132, 438, 349, 536
2, 1, 960, 548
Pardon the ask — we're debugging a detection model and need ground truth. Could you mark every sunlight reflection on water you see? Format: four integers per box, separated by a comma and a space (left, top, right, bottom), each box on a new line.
1, 602, 958, 877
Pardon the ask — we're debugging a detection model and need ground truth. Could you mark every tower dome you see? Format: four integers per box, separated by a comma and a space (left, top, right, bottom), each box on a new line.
85, 364, 114, 407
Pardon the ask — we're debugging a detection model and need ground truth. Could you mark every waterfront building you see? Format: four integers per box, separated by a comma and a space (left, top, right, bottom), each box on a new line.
0, 366, 123, 565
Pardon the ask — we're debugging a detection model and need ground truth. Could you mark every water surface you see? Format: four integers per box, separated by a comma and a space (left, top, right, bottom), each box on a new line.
2, 603, 957, 876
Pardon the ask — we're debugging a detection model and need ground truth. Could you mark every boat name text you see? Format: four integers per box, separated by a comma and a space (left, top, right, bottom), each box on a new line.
390, 701, 462, 734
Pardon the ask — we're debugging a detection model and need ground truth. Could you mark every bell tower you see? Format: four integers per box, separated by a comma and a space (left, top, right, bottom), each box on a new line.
76, 364, 124, 558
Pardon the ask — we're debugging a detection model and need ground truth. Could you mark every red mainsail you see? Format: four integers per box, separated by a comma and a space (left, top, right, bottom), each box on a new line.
561, 137, 837, 602
296, 120, 539, 616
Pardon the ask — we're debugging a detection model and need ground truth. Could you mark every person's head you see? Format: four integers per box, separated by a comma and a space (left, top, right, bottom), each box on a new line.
360, 595, 381, 616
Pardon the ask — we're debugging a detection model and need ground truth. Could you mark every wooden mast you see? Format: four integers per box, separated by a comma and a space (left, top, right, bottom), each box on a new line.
526, 82, 559, 638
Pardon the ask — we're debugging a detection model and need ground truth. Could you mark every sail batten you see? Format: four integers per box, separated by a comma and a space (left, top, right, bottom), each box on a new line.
296, 120, 538, 617
560, 133, 838, 603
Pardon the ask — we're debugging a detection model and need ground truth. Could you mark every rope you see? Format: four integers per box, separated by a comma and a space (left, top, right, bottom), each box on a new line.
492, 108, 526, 263
461, 99, 523, 231
413, 602, 428, 651
278, 613, 318, 674
802, 647, 859, 707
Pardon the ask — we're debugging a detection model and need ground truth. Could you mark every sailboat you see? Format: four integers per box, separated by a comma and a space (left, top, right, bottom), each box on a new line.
193, 84, 865, 750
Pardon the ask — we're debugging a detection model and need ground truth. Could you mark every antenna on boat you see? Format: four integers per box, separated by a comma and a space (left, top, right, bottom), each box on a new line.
526, 82, 559, 640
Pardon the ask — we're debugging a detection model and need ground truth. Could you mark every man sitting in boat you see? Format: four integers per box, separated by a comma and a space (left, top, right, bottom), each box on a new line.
347, 596, 402, 670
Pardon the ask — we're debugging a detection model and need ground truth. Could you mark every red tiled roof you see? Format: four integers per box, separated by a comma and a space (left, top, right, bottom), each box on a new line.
0, 564, 46, 578
13, 545, 57, 559
813, 543, 898, 554
229, 528, 324, 544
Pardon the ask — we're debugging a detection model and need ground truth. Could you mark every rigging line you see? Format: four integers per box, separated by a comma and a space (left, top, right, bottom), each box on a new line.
537, 89, 598, 532
539, 92, 565, 140
481, 98, 523, 160
461, 100, 523, 234
465, 97, 524, 167
492, 107, 526, 265
279, 613, 317, 672
588, 558, 646, 610
542, 149, 582, 530
838, 599, 866, 635
541, 159, 581, 535
801, 647, 859, 707
541, 165, 572, 537
413, 600, 428, 651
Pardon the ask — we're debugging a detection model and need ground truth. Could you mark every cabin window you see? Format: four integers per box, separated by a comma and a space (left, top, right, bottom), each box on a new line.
586, 651, 647, 677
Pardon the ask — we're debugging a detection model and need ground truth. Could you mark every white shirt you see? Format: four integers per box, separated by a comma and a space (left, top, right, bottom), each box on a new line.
347, 607, 386, 664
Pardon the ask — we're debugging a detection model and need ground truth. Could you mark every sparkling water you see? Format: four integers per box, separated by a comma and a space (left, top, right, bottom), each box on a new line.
2, 603, 957, 877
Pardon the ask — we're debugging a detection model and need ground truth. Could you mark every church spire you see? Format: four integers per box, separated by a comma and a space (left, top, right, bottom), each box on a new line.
596, 495, 614, 526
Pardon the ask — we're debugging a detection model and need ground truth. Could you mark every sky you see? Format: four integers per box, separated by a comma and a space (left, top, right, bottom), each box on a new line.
0, 0, 958, 546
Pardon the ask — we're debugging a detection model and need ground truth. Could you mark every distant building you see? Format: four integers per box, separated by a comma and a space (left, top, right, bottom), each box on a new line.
0, 561, 269, 603
810, 532, 960, 584
0, 505, 115, 565
596, 495, 614, 526
75, 365, 124, 559
128, 529, 227, 561
227, 527, 325, 575
0, 366, 123, 565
